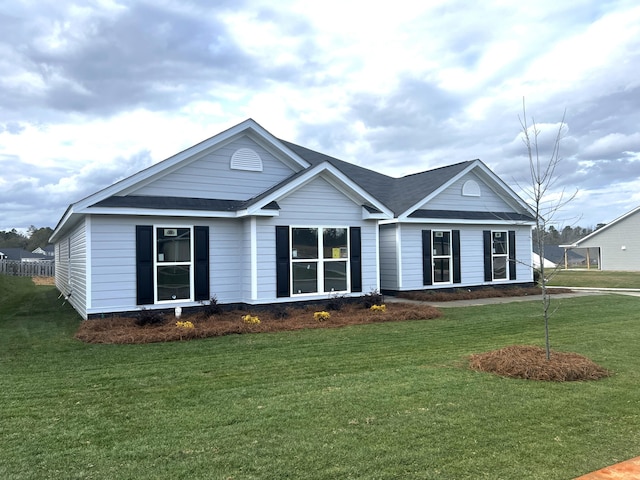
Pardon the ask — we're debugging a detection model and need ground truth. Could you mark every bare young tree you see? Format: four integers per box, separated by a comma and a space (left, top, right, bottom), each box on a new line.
518, 98, 576, 360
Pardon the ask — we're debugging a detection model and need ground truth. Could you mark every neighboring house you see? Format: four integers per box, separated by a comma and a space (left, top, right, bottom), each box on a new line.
533, 244, 587, 268
50, 119, 536, 319
32, 245, 55, 257
562, 206, 640, 271
0, 248, 50, 262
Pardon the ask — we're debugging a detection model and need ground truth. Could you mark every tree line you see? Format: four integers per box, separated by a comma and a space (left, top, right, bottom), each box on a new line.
532, 224, 602, 246
0, 226, 54, 251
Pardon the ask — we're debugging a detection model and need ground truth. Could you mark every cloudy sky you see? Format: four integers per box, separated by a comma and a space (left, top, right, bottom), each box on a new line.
1, 0, 639, 233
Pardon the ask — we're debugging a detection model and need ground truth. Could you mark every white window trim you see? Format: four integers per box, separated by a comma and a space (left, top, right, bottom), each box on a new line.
432, 229, 452, 285
153, 225, 195, 304
491, 230, 509, 281
290, 226, 351, 296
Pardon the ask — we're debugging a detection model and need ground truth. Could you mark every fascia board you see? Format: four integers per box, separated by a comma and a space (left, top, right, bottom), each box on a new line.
244, 162, 393, 218
397, 217, 536, 225
82, 206, 238, 218
49, 207, 75, 243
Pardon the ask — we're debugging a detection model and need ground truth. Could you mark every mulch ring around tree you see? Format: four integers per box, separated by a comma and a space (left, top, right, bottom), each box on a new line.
75, 303, 443, 344
469, 345, 611, 381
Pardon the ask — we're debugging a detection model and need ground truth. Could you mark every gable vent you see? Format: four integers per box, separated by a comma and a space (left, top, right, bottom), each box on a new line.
230, 148, 263, 172
462, 180, 481, 197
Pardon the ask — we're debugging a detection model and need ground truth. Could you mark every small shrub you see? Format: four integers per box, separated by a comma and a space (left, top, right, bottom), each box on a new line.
202, 295, 223, 316
361, 289, 384, 309
269, 306, 290, 320
370, 304, 386, 312
242, 314, 261, 325
325, 294, 348, 311
135, 308, 165, 327
314, 311, 331, 322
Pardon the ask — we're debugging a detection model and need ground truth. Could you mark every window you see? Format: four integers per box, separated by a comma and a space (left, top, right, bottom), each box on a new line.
432, 230, 451, 283
155, 227, 193, 301
492, 231, 508, 280
291, 227, 349, 294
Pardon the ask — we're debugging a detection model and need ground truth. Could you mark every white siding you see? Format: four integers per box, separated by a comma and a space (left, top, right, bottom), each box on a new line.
54, 219, 88, 318
379, 224, 399, 290
88, 216, 246, 316
258, 176, 379, 302
397, 223, 533, 291
130, 137, 295, 200
425, 172, 513, 212
577, 211, 640, 271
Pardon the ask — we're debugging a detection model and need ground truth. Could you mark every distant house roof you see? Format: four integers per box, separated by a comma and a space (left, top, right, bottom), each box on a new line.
0, 247, 48, 261
533, 244, 585, 265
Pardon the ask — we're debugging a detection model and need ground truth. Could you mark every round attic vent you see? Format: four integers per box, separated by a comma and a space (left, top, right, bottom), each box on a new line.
462, 180, 481, 197
230, 148, 263, 172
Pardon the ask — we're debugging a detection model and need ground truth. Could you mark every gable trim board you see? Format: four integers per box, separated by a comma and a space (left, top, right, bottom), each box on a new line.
51, 119, 536, 319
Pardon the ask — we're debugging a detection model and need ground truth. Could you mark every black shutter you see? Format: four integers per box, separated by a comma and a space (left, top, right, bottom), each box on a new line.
483, 230, 492, 282
452, 230, 461, 284
350, 227, 362, 293
508, 230, 516, 280
194, 226, 210, 301
136, 225, 154, 305
422, 230, 432, 285
275, 226, 290, 297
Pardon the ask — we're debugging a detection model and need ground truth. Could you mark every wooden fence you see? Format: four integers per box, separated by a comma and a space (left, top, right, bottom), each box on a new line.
0, 260, 55, 277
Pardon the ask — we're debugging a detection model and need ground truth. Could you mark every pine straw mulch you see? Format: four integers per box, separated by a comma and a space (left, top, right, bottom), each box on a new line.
32, 276, 56, 286
469, 345, 611, 382
398, 286, 572, 302
75, 303, 442, 344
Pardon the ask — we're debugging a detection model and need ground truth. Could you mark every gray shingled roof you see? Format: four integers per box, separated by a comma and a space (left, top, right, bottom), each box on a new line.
280, 139, 474, 215
90, 138, 519, 219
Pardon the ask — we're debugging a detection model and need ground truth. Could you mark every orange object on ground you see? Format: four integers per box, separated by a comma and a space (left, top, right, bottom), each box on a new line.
575, 456, 640, 479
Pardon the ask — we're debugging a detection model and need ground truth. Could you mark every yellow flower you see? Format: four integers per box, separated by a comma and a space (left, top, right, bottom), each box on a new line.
242, 314, 261, 325
370, 304, 386, 312
314, 311, 331, 322
175, 320, 195, 329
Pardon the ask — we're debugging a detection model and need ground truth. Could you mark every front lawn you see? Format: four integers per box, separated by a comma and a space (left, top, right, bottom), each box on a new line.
548, 269, 640, 288
1, 275, 639, 479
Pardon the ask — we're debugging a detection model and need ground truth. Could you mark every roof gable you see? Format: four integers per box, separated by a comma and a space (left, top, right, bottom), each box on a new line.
571, 205, 640, 247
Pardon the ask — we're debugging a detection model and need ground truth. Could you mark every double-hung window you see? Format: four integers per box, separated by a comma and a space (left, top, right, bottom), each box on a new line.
492, 231, 508, 280
432, 230, 451, 283
155, 227, 193, 302
291, 227, 349, 294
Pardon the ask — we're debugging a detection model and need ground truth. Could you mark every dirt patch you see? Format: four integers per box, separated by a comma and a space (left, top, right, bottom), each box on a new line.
76, 303, 443, 344
398, 286, 572, 302
32, 276, 55, 286
469, 345, 611, 381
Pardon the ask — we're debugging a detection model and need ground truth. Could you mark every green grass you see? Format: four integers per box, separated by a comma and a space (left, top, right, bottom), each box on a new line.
548, 269, 640, 288
1, 275, 640, 479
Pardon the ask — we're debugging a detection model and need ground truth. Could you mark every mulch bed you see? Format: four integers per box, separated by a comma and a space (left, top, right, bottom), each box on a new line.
469, 345, 611, 381
399, 286, 572, 302
75, 303, 443, 344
